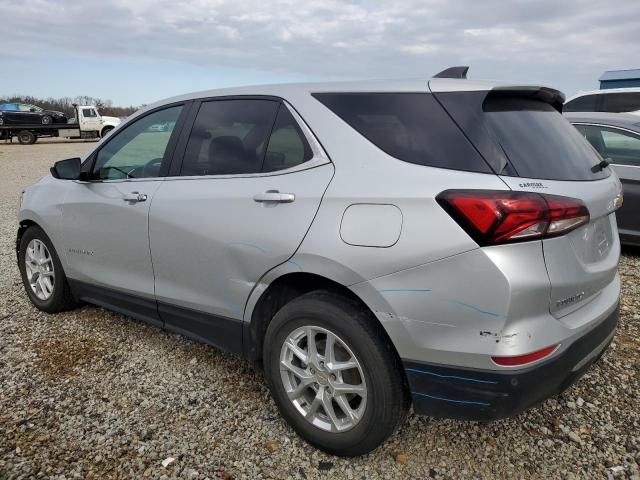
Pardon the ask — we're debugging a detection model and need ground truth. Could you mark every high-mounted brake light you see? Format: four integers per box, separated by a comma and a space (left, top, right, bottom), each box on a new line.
437, 190, 590, 246
492, 344, 559, 367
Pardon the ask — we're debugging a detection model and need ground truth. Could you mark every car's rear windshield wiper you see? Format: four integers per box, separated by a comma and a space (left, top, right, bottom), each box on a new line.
591, 158, 611, 173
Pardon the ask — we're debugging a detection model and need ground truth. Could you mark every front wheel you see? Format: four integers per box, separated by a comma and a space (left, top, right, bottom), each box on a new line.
41, 115, 52, 125
263, 291, 409, 456
101, 126, 114, 138
18, 226, 79, 313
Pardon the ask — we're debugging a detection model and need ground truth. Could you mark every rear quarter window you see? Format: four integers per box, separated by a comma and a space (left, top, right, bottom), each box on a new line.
312, 93, 491, 173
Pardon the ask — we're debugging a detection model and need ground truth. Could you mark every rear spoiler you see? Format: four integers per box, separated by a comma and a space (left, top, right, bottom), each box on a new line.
488, 86, 566, 112
433, 66, 565, 112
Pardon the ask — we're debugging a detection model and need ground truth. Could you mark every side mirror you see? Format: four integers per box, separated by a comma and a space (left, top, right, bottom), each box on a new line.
30, 108, 37, 112
51, 157, 82, 180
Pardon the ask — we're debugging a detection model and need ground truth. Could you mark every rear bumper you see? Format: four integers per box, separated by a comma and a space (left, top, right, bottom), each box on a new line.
404, 305, 618, 420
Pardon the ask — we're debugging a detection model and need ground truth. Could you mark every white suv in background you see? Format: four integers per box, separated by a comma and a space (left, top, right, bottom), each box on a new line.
564, 87, 640, 115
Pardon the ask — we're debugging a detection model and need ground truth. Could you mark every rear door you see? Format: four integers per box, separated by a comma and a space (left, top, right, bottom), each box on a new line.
149, 98, 333, 346
431, 85, 622, 318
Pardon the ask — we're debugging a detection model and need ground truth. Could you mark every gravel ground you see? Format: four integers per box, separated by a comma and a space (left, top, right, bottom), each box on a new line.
0, 139, 638, 479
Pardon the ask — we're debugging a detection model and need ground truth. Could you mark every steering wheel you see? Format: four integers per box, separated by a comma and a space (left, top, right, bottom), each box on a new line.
142, 158, 163, 177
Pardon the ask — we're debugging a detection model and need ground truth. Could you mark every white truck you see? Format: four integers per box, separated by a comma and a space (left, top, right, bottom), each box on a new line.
0, 104, 122, 145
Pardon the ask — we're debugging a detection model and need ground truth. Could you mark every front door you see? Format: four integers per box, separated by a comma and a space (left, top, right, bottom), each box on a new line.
149, 99, 333, 348
79, 107, 102, 132
60, 104, 186, 325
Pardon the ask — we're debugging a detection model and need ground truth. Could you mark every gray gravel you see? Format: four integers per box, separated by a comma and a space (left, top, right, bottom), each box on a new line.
0, 139, 639, 479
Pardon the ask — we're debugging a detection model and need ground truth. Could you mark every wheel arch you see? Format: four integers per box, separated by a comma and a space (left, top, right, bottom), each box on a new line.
243, 268, 404, 379
16, 219, 41, 261
101, 125, 115, 137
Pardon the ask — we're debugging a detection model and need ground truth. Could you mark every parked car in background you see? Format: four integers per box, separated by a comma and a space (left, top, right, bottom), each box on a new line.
0, 103, 67, 125
17, 69, 622, 456
564, 88, 640, 115
566, 112, 640, 246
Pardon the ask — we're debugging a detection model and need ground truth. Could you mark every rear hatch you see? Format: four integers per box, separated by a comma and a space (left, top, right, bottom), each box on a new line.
430, 82, 622, 318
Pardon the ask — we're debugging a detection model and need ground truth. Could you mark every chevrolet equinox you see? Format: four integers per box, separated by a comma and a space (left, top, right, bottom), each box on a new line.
17, 67, 622, 456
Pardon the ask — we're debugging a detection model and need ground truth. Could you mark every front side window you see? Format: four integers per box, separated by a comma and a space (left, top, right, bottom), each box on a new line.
82, 108, 97, 118
180, 99, 279, 176
19, 104, 40, 112
92, 105, 183, 180
574, 124, 640, 166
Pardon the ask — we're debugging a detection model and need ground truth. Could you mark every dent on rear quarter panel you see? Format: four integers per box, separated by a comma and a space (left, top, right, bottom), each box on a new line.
349, 243, 571, 370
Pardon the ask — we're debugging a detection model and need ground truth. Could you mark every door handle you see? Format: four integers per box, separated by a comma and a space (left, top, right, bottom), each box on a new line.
122, 192, 147, 203
253, 190, 295, 204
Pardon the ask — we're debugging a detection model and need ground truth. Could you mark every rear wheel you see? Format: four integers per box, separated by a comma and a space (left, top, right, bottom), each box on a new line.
17, 130, 36, 145
263, 291, 409, 456
18, 226, 79, 313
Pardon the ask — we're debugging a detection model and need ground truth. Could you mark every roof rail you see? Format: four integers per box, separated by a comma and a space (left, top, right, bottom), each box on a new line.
433, 66, 469, 79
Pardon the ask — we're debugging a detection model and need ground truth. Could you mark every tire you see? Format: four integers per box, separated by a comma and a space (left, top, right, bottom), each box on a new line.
41, 115, 52, 125
101, 126, 114, 138
263, 290, 409, 456
17, 130, 36, 145
18, 226, 79, 313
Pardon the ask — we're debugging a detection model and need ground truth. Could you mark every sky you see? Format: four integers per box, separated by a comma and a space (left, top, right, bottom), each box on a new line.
1, 0, 639, 106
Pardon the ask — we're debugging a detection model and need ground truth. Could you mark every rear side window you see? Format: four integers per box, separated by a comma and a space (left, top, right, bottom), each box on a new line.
434, 91, 610, 181
564, 94, 599, 112
600, 92, 640, 113
181, 99, 278, 176
312, 93, 491, 173
263, 105, 313, 172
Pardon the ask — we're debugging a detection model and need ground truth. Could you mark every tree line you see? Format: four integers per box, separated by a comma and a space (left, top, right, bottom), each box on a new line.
0, 95, 139, 119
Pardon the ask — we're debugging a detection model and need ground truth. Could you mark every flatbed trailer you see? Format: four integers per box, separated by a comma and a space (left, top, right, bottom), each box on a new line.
0, 123, 100, 145
0, 104, 121, 145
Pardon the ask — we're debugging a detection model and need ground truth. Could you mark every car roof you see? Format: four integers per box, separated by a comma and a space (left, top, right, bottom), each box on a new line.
564, 111, 640, 131
565, 87, 640, 103
146, 78, 559, 110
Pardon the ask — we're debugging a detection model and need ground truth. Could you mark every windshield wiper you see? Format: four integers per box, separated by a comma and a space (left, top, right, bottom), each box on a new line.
591, 157, 611, 173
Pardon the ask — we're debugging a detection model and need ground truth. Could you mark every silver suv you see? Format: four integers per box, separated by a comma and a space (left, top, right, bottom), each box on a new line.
17, 67, 622, 456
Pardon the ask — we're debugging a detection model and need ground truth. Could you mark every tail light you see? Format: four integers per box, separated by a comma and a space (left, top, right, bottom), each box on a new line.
437, 190, 590, 246
492, 344, 559, 367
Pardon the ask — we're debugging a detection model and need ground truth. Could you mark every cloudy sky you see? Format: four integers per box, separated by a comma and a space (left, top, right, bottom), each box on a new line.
2, 0, 639, 106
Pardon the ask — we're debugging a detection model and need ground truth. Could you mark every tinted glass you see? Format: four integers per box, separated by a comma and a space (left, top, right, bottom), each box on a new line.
574, 124, 640, 166
482, 97, 609, 180
600, 92, 640, 113
313, 93, 491, 173
83, 108, 97, 118
263, 105, 313, 172
563, 94, 599, 112
92, 105, 183, 180
181, 99, 278, 176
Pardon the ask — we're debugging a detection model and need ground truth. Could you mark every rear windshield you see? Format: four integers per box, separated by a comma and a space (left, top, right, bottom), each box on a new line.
434, 91, 610, 181
312, 93, 491, 173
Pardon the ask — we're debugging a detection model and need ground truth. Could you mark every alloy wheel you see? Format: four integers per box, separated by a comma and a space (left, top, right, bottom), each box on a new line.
279, 325, 367, 433
25, 239, 55, 300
